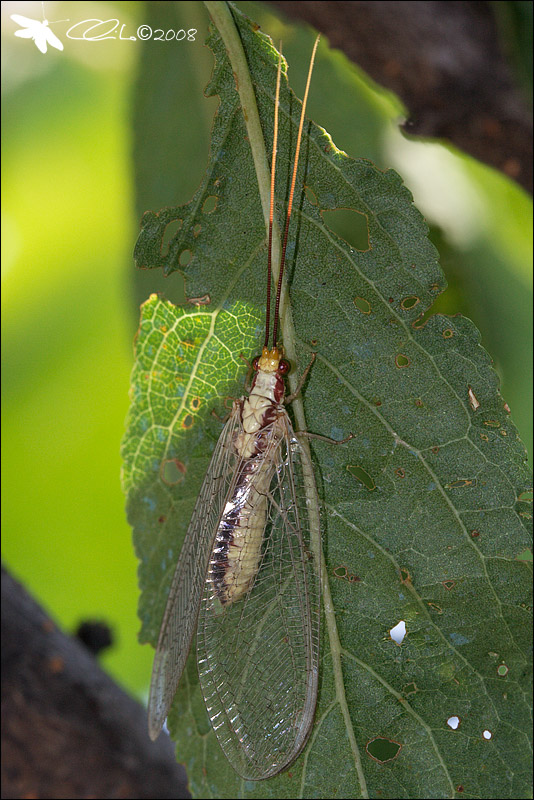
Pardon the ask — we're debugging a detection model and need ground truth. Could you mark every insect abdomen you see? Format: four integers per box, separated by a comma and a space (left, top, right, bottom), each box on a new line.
210, 382, 284, 605
211, 440, 279, 604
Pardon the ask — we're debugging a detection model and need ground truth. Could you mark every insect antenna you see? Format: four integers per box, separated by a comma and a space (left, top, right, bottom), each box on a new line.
271, 34, 320, 348
264, 47, 282, 349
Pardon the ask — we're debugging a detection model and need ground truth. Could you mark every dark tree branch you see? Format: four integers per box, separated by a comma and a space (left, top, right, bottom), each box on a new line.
1, 565, 190, 799
269, 1, 532, 193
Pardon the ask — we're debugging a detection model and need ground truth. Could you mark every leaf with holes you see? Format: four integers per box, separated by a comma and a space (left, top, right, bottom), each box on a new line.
122, 5, 533, 798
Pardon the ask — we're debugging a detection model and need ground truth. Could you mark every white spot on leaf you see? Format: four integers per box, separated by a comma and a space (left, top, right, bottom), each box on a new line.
390, 621, 406, 644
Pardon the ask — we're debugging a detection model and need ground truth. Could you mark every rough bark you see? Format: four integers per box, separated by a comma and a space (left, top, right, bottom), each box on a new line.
1, 566, 190, 800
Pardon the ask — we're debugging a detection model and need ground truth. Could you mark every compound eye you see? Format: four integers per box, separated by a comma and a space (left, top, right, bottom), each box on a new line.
279, 358, 291, 374
252, 356, 260, 371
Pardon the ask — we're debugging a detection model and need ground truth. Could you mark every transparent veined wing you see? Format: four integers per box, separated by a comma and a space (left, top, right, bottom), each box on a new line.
197, 411, 320, 780
148, 402, 245, 740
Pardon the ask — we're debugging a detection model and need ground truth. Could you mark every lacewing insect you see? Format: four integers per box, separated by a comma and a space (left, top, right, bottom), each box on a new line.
148, 37, 322, 781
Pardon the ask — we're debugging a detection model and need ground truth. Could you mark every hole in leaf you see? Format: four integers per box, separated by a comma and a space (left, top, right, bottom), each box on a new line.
160, 459, 187, 485
497, 664, 509, 676
516, 548, 533, 562
322, 208, 370, 251
442, 328, 454, 338
447, 716, 460, 730
395, 354, 411, 368
333, 565, 348, 579
518, 490, 533, 502
468, 385, 480, 411
202, 195, 218, 214
179, 249, 192, 267
403, 682, 417, 695
446, 479, 476, 488
353, 296, 371, 314
389, 621, 406, 644
304, 185, 318, 205
483, 419, 501, 428
400, 568, 411, 585
395, 468, 406, 479
366, 737, 401, 763
182, 414, 194, 429
347, 465, 375, 490
482, 729, 492, 740
190, 397, 201, 411
400, 295, 420, 310
193, 224, 202, 237
471, 529, 480, 538
160, 218, 182, 256
442, 580, 456, 591
504, 402, 511, 413
428, 602, 443, 613
187, 294, 211, 306
333, 565, 361, 584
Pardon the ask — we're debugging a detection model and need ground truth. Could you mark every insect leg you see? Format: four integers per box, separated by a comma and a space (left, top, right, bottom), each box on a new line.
286, 355, 353, 442
239, 352, 255, 392
297, 430, 354, 445
285, 353, 316, 404
211, 397, 241, 423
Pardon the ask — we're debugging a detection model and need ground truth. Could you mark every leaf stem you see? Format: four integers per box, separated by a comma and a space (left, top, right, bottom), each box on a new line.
203, 2, 273, 228
205, 1, 307, 389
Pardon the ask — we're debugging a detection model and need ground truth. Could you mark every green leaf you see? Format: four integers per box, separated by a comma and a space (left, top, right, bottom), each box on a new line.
123, 4, 532, 798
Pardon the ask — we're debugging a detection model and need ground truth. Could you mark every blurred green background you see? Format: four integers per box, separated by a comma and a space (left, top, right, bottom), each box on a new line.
2, 0, 532, 702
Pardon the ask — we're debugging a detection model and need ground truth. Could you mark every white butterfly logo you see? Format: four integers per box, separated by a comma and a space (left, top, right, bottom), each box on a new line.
11, 14, 64, 54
